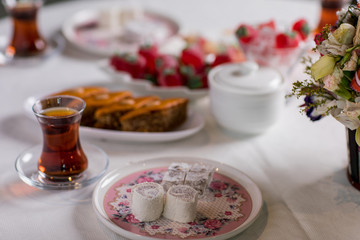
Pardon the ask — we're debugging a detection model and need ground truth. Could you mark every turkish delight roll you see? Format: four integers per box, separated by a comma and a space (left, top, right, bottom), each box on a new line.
131, 182, 165, 222
163, 185, 198, 223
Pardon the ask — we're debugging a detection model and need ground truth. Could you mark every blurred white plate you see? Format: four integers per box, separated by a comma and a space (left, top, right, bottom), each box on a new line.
99, 59, 208, 101
62, 7, 179, 57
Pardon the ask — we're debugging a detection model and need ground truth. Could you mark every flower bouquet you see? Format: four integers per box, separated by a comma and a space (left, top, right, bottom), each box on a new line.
290, 2, 360, 189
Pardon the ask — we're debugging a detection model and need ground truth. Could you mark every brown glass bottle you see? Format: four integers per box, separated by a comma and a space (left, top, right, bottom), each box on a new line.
315, 0, 348, 33
8, 3, 47, 56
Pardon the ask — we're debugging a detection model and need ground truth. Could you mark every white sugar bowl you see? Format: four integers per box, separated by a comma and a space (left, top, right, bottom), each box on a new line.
208, 62, 285, 135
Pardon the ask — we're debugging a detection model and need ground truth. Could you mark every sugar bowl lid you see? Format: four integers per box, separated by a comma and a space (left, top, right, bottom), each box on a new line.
209, 62, 284, 94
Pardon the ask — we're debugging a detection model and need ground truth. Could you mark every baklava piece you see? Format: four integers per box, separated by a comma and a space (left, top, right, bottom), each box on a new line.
81, 91, 132, 126
51, 86, 109, 99
94, 96, 160, 130
120, 98, 188, 132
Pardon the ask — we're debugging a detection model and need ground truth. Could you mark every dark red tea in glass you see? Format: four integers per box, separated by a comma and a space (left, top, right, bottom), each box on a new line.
32, 96, 88, 182
3, 0, 47, 56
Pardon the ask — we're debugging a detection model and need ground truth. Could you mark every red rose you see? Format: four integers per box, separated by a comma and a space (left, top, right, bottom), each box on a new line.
125, 214, 140, 223
225, 211, 232, 216
214, 193, 222, 198
137, 177, 154, 183
178, 227, 189, 233
204, 219, 222, 230
210, 181, 227, 191
118, 201, 130, 206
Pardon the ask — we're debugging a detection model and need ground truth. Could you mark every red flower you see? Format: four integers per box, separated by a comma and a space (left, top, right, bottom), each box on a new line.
225, 211, 232, 216
151, 225, 160, 229
214, 193, 222, 198
126, 188, 132, 192
204, 219, 222, 230
137, 177, 154, 183
125, 214, 140, 223
210, 181, 227, 191
118, 201, 130, 206
314, 33, 324, 46
178, 227, 189, 233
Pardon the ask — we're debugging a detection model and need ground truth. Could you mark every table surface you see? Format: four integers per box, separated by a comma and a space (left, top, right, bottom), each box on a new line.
0, 0, 357, 239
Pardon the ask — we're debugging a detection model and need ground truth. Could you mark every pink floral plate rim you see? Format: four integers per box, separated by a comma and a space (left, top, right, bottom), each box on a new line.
92, 157, 263, 240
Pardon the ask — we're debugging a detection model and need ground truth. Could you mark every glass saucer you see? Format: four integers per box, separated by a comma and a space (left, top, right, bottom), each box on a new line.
0, 32, 65, 67
15, 143, 109, 190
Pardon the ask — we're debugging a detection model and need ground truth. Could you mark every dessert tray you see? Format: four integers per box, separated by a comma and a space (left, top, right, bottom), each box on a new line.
62, 7, 179, 57
99, 60, 208, 101
23, 84, 204, 142
92, 157, 263, 240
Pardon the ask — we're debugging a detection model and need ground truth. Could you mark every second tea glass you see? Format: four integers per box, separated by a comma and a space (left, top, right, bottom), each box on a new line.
2, 0, 47, 57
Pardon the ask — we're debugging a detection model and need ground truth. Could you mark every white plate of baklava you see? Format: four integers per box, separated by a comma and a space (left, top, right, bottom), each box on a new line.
92, 157, 263, 240
24, 85, 204, 142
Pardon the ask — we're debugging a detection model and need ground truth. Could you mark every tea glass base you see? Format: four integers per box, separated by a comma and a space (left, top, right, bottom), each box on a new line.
0, 32, 65, 67
15, 143, 109, 190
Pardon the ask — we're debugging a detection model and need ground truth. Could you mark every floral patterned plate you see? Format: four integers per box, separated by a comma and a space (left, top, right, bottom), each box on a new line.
62, 7, 179, 57
92, 157, 262, 240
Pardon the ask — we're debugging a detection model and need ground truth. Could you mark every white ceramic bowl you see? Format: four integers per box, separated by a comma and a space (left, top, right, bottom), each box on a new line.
208, 62, 285, 135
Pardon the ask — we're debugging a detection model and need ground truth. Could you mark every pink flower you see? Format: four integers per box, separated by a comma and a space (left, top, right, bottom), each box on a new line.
225, 211, 232, 216
210, 181, 227, 191
137, 177, 154, 183
125, 214, 140, 223
151, 225, 160, 229
118, 201, 130, 206
204, 219, 222, 230
178, 227, 189, 233
214, 193, 222, 198
314, 33, 324, 46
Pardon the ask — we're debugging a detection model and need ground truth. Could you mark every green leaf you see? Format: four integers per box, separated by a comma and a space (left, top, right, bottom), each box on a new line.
187, 76, 203, 89
342, 70, 355, 90
334, 87, 352, 100
340, 52, 353, 67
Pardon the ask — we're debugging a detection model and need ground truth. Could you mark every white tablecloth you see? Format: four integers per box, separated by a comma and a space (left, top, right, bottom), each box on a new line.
1, 0, 357, 239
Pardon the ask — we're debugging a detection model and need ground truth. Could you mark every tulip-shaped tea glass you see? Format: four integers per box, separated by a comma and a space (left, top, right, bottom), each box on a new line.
2, 0, 47, 57
32, 95, 88, 182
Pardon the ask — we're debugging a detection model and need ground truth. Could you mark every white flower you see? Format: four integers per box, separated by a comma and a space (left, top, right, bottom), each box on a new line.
317, 34, 352, 56
313, 99, 337, 116
323, 66, 343, 92
337, 7, 360, 25
331, 99, 360, 130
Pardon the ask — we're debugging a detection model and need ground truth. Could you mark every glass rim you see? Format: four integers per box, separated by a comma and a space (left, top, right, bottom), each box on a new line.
32, 95, 86, 119
2, 0, 44, 8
